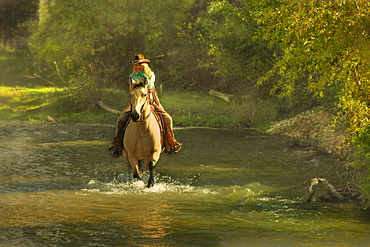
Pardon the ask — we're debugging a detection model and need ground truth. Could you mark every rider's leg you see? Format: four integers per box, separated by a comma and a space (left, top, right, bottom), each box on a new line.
153, 104, 182, 153
108, 106, 131, 157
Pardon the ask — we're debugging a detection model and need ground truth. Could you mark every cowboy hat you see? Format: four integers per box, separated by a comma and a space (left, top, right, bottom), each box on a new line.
130, 54, 150, 64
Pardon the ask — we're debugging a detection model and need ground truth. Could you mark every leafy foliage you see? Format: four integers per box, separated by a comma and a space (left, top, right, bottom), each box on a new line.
0, 0, 38, 48
198, 0, 275, 94
198, 0, 370, 205
250, 0, 369, 100
29, 0, 197, 91
247, 0, 370, 205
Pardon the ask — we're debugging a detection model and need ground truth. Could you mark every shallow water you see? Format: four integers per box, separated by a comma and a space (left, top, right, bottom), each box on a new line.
0, 121, 369, 246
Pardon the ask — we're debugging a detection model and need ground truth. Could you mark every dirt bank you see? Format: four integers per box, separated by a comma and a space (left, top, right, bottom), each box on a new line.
265, 109, 350, 158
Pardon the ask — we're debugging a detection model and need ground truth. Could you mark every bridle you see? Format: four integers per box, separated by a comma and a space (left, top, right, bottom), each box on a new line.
139, 96, 150, 121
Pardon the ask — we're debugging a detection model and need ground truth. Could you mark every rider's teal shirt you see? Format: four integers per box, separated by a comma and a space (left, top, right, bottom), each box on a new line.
129, 70, 155, 88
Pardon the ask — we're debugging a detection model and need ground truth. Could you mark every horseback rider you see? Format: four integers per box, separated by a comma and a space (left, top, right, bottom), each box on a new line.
108, 54, 182, 158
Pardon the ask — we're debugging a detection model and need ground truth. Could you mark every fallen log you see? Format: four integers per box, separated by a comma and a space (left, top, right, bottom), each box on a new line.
305, 177, 344, 202
96, 101, 121, 115
46, 116, 56, 123
209, 90, 234, 102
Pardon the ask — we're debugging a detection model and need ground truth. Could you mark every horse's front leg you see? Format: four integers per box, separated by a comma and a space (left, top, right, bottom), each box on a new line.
147, 160, 156, 188
133, 165, 141, 179
147, 150, 160, 188
128, 156, 141, 180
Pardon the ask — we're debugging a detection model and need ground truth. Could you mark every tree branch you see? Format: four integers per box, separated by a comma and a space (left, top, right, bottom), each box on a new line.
209, 90, 234, 102
96, 101, 121, 115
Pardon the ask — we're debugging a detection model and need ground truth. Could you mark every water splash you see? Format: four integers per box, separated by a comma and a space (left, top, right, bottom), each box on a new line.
81, 174, 217, 196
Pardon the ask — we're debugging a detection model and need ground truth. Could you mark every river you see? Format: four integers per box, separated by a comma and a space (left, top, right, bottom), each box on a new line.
0, 121, 369, 246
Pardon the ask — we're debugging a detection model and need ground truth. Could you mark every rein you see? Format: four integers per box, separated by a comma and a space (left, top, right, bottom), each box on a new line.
131, 84, 151, 122
140, 99, 149, 121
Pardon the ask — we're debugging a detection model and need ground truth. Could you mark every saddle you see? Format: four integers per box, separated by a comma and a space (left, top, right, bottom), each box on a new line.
150, 105, 164, 133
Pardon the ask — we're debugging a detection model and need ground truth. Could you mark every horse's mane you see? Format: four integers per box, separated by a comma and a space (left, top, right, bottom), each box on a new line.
133, 82, 146, 90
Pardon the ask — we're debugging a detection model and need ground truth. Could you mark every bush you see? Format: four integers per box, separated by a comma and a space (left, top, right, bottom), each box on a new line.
350, 124, 370, 207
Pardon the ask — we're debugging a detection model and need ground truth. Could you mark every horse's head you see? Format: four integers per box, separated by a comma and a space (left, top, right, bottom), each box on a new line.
130, 83, 149, 122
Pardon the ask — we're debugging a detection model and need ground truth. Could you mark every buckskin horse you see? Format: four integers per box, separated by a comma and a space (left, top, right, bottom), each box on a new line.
122, 82, 162, 188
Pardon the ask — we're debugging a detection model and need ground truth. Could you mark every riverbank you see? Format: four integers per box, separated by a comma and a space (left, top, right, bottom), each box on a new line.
1, 64, 353, 162
0, 85, 239, 126
265, 109, 350, 158
0, 84, 351, 157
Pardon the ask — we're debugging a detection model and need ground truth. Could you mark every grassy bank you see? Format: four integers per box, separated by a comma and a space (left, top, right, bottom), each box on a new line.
0, 49, 277, 129
0, 86, 115, 123
0, 85, 269, 128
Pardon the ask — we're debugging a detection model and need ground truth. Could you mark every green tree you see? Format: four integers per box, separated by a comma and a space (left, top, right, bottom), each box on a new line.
198, 0, 276, 94
248, 0, 370, 205
0, 0, 38, 48
198, 0, 370, 205
28, 0, 198, 104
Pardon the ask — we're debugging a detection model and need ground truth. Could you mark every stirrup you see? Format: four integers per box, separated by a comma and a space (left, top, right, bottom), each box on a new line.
172, 143, 182, 153
165, 143, 182, 154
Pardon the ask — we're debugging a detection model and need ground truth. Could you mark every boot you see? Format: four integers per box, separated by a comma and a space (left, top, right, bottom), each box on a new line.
108, 144, 121, 158
163, 128, 182, 154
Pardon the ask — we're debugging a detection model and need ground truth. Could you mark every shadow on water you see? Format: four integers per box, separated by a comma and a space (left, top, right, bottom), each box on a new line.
1, 121, 370, 246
